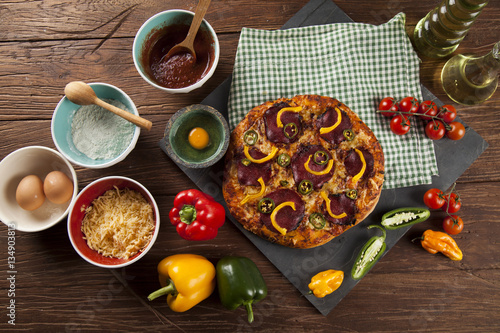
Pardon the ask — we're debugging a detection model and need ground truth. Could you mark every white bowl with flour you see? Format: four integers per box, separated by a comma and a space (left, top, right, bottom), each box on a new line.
51, 83, 141, 169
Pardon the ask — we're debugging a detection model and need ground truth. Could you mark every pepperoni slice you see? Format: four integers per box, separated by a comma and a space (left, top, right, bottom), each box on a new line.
317, 107, 352, 145
237, 148, 272, 186
323, 193, 356, 225
291, 145, 334, 190
260, 189, 305, 234
264, 102, 302, 143
344, 148, 374, 180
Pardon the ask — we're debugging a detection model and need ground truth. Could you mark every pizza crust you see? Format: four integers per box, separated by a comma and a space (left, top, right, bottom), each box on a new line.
223, 95, 384, 249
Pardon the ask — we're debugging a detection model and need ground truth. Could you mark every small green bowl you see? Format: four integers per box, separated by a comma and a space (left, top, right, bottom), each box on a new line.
161, 105, 229, 168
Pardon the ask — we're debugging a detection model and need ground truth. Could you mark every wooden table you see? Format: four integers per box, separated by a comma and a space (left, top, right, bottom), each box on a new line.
1, 1, 499, 331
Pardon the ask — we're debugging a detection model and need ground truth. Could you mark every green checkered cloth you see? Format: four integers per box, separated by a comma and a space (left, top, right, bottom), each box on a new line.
228, 13, 438, 189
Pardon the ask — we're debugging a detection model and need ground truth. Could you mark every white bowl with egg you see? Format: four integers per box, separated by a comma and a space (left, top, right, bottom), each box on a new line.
67, 176, 160, 268
51, 82, 141, 169
0, 146, 78, 232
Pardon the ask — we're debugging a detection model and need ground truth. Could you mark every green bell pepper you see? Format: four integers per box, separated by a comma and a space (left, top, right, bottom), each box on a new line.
216, 256, 267, 323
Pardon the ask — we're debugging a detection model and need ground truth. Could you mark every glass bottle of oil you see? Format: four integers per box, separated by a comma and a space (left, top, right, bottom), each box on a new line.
441, 41, 499, 105
413, 0, 489, 58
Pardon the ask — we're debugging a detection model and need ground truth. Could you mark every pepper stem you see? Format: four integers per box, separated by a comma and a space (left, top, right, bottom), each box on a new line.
179, 204, 197, 224
147, 279, 177, 301
368, 224, 386, 241
411, 236, 424, 243
245, 302, 254, 323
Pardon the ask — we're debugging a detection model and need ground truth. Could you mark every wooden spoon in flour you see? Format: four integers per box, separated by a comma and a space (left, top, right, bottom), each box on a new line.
64, 81, 152, 131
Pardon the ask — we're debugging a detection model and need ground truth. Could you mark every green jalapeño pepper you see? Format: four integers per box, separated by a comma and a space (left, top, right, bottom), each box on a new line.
313, 150, 329, 165
216, 256, 267, 323
283, 122, 298, 139
351, 225, 386, 280
277, 153, 291, 167
298, 179, 313, 195
343, 129, 355, 141
309, 213, 326, 229
381, 207, 430, 230
244, 130, 258, 145
258, 198, 275, 214
346, 189, 357, 200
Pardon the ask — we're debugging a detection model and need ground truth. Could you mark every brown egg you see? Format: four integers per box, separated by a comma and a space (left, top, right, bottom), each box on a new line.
44, 171, 74, 204
16, 175, 45, 211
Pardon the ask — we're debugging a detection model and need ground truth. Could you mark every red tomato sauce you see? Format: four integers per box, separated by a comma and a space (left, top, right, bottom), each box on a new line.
143, 24, 214, 89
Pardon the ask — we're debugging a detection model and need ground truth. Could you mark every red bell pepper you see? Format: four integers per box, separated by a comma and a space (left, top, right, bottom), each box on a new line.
169, 189, 225, 241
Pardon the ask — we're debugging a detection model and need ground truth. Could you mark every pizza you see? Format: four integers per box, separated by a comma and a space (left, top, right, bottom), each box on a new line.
222, 95, 384, 249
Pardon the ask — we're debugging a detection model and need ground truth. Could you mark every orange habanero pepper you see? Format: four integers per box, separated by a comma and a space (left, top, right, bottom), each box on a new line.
420, 229, 463, 261
308, 269, 344, 298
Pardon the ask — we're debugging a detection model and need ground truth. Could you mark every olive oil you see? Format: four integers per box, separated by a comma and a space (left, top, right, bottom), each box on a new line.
441, 41, 500, 105
413, 0, 489, 58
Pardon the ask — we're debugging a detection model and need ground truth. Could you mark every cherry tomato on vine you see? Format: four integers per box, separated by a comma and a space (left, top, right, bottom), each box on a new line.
446, 122, 466, 141
442, 192, 462, 213
390, 114, 411, 135
379, 97, 398, 117
443, 215, 464, 235
425, 120, 446, 140
417, 100, 438, 121
399, 97, 419, 114
423, 188, 446, 209
437, 105, 457, 123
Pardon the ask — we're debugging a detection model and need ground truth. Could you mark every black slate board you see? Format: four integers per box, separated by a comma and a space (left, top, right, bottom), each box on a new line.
159, 0, 488, 316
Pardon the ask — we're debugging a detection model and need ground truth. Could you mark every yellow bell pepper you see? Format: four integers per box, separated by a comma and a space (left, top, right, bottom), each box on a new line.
304, 154, 334, 176
276, 106, 302, 128
320, 191, 347, 219
308, 269, 344, 298
243, 145, 278, 163
270, 201, 295, 235
351, 148, 366, 184
147, 254, 216, 312
319, 107, 342, 134
240, 177, 266, 205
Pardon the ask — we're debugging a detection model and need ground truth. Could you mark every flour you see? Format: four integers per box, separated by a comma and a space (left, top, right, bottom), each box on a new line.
71, 99, 135, 160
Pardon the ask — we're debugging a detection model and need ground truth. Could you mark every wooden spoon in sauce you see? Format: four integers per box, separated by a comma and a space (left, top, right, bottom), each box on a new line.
64, 81, 152, 131
162, 0, 211, 63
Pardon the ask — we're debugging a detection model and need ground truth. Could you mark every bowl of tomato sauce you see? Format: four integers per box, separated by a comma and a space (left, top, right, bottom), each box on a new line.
133, 10, 219, 93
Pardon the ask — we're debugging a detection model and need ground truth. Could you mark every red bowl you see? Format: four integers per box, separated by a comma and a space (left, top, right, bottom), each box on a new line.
68, 176, 160, 268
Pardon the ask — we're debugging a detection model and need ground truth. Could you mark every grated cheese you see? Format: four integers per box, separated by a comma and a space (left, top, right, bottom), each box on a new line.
81, 187, 155, 259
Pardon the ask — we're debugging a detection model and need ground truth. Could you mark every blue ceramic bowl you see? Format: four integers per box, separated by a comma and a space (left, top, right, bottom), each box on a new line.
132, 9, 220, 93
162, 104, 230, 168
51, 83, 140, 169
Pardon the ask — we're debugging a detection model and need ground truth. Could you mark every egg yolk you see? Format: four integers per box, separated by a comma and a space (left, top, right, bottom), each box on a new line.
188, 127, 210, 150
